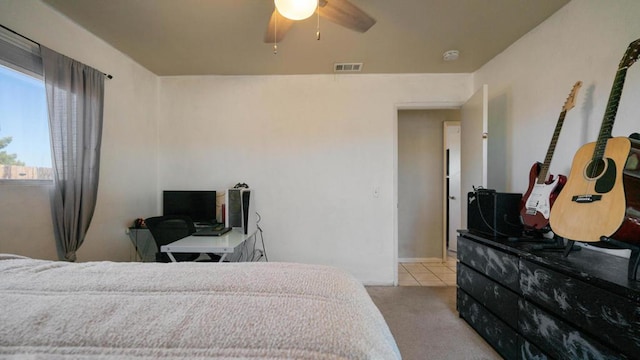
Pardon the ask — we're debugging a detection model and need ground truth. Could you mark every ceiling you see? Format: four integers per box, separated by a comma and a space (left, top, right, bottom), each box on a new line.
41, 0, 570, 76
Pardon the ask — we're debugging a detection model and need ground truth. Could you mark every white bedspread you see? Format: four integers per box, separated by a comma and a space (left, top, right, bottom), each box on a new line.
0, 255, 400, 359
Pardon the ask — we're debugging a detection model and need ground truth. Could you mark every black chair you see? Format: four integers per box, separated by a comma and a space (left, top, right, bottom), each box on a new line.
145, 215, 201, 262
145, 215, 222, 262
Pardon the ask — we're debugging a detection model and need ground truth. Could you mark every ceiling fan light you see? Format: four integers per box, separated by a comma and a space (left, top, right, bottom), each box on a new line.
274, 0, 317, 21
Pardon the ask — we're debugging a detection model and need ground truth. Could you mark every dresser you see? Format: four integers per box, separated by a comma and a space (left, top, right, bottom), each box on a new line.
456, 231, 640, 359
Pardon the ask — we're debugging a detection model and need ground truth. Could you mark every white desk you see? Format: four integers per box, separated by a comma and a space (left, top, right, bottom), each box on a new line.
160, 229, 256, 262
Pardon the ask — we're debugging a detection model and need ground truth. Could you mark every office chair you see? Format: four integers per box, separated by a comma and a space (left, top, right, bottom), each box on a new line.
145, 215, 220, 262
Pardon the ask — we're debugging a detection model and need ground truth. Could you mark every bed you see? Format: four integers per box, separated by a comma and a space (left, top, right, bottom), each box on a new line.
0, 254, 400, 359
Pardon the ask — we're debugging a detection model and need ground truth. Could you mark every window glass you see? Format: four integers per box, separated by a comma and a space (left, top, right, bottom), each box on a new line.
0, 64, 52, 180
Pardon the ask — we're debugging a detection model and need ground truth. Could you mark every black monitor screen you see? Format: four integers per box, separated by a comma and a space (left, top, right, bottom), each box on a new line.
162, 190, 216, 223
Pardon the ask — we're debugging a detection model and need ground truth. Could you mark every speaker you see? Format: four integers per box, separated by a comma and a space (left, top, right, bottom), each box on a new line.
467, 190, 523, 237
225, 188, 257, 235
226, 189, 243, 228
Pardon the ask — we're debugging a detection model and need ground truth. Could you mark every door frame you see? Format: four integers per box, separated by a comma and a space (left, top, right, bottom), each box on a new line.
393, 101, 463, 285
443, 121, 461, 257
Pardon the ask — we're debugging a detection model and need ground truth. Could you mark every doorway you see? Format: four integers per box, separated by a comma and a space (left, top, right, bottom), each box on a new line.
397, 110, 461, 264
394, 85, 489, 285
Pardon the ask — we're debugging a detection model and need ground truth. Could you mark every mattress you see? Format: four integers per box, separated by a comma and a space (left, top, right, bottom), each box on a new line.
0, 254, 400, 359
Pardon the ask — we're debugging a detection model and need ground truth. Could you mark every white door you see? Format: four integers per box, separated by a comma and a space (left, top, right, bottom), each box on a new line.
460, 84, 489, 230
444, 122, 461, 252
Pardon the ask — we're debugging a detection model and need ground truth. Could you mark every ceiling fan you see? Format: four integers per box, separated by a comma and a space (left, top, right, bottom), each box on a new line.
264, 0, 376, 43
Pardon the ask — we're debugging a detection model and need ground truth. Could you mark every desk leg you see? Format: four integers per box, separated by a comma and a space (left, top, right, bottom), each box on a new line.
167, 252, 177, 262
219, 253, 228, 262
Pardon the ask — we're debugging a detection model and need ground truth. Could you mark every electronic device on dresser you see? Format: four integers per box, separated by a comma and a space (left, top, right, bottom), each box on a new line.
163, 190, 217, 226
225, 187, 257, 235
467, 189, 523, 238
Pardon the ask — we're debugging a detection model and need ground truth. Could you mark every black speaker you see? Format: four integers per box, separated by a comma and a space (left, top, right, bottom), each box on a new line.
224, 188, 256, 235
467, 190, 523, 237
226, 189, 243, 228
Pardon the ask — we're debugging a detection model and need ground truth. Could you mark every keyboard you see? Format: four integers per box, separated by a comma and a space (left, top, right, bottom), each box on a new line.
193, 225, 231, 236
194, 222, 215, 228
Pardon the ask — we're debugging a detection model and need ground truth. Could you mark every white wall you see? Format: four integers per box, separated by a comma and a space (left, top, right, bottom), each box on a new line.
0, 0, 159, 261
158, 74, 471, 283
475, 0, 640, 194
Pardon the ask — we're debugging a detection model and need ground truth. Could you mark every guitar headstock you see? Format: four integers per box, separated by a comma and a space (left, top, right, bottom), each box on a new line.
619, 38, 640, 69
562, 81, 582, 111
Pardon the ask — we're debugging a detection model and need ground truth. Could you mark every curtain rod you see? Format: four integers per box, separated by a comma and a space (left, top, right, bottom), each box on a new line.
0, 24, 113, 79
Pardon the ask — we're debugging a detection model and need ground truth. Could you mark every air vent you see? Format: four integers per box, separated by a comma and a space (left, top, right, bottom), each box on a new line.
334, 62, 363, 72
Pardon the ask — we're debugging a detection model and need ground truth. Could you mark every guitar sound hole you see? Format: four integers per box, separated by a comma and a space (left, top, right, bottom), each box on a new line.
585, 158, 606, 180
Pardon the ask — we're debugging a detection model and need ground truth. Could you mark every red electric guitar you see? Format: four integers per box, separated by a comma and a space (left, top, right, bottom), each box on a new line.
520, 81, 582, 230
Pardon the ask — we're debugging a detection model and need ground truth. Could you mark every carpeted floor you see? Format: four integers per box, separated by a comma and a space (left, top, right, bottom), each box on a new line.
366, 286, 502, 360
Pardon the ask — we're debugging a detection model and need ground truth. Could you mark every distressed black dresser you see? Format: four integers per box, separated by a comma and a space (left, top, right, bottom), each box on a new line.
457, 231, 640, 360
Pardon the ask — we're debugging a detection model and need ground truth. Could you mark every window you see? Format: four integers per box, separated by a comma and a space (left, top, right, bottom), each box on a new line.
0, 26, 51, 182
0, 64, 51, 181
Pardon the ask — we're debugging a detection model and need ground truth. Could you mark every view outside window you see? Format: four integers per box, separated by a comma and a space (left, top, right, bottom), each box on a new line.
0, 64, 52, 180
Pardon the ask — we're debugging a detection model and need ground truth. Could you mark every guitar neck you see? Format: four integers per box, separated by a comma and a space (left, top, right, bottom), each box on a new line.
537, 110, 567, 184
594, 67, 628, 160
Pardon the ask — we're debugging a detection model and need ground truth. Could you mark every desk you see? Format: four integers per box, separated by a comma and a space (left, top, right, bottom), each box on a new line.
161, 229, 256, 262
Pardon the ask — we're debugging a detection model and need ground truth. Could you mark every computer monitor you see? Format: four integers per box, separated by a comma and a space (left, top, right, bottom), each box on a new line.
162, 190, 217, 224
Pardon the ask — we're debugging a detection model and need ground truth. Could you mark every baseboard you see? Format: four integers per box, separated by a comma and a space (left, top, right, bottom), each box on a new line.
362, 281, 396, 286
398, 258, 442, 263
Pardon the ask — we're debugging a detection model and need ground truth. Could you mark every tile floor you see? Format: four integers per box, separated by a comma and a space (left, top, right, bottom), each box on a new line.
398, 253, 458, 286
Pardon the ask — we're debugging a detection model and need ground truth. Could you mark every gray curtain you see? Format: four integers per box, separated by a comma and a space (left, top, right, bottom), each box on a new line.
41, 46, 104, 262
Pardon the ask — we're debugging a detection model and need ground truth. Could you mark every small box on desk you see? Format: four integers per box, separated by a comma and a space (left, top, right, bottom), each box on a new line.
467, 190, 523, 237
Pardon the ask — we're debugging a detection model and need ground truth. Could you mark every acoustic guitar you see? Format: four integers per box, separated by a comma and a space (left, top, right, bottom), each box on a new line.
520, 81, 581, 230
550, 39, 640, 242
609, 135, 640, 245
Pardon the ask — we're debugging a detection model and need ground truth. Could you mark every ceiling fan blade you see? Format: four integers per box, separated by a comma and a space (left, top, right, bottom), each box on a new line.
264, 10, 294, 43
318, 0, 376, 33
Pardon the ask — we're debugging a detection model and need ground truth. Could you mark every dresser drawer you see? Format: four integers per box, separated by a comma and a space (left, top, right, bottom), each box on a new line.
457, 262, 519, 329
519, 299, 626, 360
458, 289, 520, 359
457, 235, 520, 292
520, 259, 640, 357
519, 339, 550, 360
